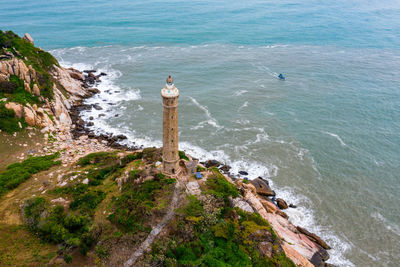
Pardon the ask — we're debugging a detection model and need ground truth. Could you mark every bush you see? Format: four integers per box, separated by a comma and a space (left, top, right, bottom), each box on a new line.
69, 190, 106, 213
0, 153, 60, 196
23, 197, 93, 255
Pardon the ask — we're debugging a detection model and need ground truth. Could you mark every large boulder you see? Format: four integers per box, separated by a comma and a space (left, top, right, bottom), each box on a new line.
296, 226, 331, 250
5, 102, 23, 118
23, 33, 34, 44
23, 106, 36, 126
231, 196, 254, 213
276, 198, 288, 209
32, 84, 40, 96
251, 177, 275, 197
67, 69, 85, 81
204, 159, 221, 168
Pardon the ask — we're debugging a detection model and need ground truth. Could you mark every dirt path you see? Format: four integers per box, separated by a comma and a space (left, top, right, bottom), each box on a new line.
123, 181, 181, 267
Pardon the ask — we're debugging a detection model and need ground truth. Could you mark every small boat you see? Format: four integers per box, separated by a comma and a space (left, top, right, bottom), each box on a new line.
278, 73, 286, 80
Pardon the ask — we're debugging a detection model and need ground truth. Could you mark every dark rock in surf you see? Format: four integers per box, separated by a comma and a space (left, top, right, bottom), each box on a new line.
296, 226, 331, 250
239, 170, 248, 175
251, 177, 275, 197
276, 198, 288, 210
204, 160, 221, 168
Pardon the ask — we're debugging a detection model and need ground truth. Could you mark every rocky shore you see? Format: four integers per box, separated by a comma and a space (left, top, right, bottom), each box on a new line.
0, 31, 332, 266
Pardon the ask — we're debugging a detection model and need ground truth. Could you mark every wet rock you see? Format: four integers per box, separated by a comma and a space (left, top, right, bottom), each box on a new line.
67, 69, 85, 81
83, 69, 96, 73
93, 104, 103, 110
87, 121, 94, 126
276, 198, 288, 209
250, 177, 275, 197
99, 72, 107, 76
310, 249, 330, 266
289, 204, 297, 208
219, 164, 231, 173
88, 87, 100, 94
204, 159, 221, 168
114, 114, 119, 117
296, 226, 331, 250
116, 134, 127, 140
89, 116, 94, 120
98, 113, 105, 117
239, 170, 248, 175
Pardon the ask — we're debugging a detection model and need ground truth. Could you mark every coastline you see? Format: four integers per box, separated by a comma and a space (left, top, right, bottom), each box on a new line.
0, 32, 332, 266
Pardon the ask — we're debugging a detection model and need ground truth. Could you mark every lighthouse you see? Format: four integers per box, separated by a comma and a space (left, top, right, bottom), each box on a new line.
161, 76, 180, 176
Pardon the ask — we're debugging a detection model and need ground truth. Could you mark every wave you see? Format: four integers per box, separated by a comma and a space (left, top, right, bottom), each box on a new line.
235, 90, 248, 96
238, 101, 248, 111
371, 212, 400, 237
322, 131, 347, 146
188, 96, 223, 129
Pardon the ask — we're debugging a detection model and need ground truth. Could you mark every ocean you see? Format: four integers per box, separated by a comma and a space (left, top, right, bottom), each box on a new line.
2, 0, 400, 266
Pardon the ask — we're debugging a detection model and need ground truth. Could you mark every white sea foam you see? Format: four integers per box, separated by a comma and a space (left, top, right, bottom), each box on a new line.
323, 131, 347, 146
238, 101, 248, 111
234, 90, 248, 96
188, 96, 222, 129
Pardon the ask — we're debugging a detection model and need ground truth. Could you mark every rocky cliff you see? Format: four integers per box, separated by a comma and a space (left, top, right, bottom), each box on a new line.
0, 30, 94, 135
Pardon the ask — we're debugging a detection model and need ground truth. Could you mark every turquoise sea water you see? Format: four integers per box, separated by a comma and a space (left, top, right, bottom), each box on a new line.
2, 1, 400, 266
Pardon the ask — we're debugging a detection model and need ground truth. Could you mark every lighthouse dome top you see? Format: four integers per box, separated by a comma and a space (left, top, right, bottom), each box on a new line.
161, 83, 179, 98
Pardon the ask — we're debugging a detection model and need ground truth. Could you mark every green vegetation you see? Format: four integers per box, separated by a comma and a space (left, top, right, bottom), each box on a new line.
0, 102, 26, 133
0, 75, 40, 105
108, 174, 176, 233
77, 151, 118, 166
197, 165, 206, 172
23, 197, 94, 257
0, 30, 59, 99
178, 150, 189, 161
147, 168, 294, 267
0, 152, 60, 196
205, 170, 239, 200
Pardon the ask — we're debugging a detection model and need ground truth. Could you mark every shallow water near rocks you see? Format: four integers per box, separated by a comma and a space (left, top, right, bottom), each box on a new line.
2, 0, 400, 266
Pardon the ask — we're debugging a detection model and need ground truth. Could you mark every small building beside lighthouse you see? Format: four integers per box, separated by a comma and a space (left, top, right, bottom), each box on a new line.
161, 76, 180, 176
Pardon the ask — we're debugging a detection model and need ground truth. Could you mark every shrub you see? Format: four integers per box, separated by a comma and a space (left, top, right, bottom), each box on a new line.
0, 152, 60, 196
23, 197, 94, 255
69, 190, 106, 213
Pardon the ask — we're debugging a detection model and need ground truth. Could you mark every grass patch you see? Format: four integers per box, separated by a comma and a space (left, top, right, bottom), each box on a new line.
205, 170, 239, 200
76, 152, 118, 166
0, 75, 40, 105
0, 152, 60, 196
0, 223, 57, 266
0, 102, 26, 133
